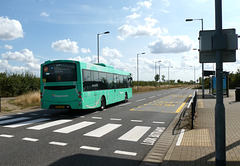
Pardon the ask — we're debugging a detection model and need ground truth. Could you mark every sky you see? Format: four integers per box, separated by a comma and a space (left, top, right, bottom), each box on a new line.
0, 0, 240, 82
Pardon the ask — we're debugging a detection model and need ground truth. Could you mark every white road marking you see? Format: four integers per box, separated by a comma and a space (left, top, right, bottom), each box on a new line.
4, 118, 49, 128
28, 119, 72, 130
131, 120, 143, 123
176, 129, 185, 146
118, 126, 151, 142
0, 117, 31, 125
153, 121, 165, 124
0, 116, 11, 120
80, 146, 100, 151
110, 118, 122, 121
84, 123, 121, 137
92, 117, 102, 120
114, 150, 137, 156
157, 94, 162, 96
149, 96, 155, 99
22, 137, 39, 142
136, 98, 146, 102
54, 121, 95, 134
49, 141, 67, 146
117, 102, 132, 107
0, 134, 14, 138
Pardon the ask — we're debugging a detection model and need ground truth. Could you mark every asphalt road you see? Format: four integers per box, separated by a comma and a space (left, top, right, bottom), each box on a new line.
0, 88, 194, 166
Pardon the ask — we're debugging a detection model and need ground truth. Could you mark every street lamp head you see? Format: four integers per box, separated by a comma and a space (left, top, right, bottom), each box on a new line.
104, 31, 110, 34
185, 19, 193, 22
142, 52, 145, 54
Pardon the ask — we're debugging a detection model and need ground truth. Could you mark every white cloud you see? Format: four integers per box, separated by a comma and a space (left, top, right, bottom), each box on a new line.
126, 13, 141, 20
102, 47, 123, 58
4, 44, 13, 50
0, 17, 23, 40
1, 49, 39, 62
148, 35, 194, 53
40, 12, 49, 17
137, 0, 152, 9
52, 39, 79, 54
0, 59, 26, 73
69, 55, 108, 64
81, 48, 91, 54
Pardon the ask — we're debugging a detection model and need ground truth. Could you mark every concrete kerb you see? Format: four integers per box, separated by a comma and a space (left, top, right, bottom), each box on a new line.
139, 94, 193, 166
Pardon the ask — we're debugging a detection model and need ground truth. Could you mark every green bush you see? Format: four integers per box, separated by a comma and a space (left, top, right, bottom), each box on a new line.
0, 72, 40, 97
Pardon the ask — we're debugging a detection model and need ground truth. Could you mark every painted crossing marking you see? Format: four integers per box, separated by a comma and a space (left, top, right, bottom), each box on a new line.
28, 119, 72, 130
92, 117, 102, 120
49, 141, 67, 146
118, 126, 151, 142
153, 121, 165, 124
22, 137, 39, 142
84, 123, 121, 137
80, 146, 100, 151
0, 134, 14, 138
114, 150, 137, 156
0, 117, 31, 125
54, 121, 96, 134
136, 98, 146, 102
110, 118, 122, 121
131, 120, 143, 123
4, 118, 49, 128
149, 96, 155, 99
141, 127, 165, 145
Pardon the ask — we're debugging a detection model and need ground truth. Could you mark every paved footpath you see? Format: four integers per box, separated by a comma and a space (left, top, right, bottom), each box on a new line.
161, 90, 240, 166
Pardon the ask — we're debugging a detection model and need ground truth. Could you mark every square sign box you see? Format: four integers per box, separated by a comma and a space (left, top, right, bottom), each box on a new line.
199, 29, 238, 63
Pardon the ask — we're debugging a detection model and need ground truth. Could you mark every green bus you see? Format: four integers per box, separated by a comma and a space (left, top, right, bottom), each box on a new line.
40, 60, 132, 110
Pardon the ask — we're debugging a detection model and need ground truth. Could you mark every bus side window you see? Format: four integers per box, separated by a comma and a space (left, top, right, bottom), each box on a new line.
114, 74, 119, 88
92, 71, 99, 90
123, 76, 128, 88
119, 75, 124, 88
107, 73, 114, 89
99, 72, 107, 89
83, 70, 91, 91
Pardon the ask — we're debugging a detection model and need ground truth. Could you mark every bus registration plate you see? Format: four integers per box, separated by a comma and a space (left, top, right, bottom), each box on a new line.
55, 105, 65, 109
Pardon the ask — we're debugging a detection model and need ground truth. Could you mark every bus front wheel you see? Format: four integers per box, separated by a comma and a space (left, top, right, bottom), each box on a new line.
100, 96, 106, 111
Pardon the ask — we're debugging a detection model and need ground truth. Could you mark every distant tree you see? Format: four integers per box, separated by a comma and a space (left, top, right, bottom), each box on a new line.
161, 75, 165, 82
154, 74, 160, 82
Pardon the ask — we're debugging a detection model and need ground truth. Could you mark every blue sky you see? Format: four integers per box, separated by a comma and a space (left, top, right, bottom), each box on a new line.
0, 0, 240, 81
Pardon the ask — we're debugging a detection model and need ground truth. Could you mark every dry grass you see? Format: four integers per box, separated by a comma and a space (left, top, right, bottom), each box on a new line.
132, 84, 190, 93
11, 91, 41, 108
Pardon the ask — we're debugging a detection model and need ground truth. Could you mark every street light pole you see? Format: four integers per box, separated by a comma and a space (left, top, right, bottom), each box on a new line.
190, 66, 196, 87
97, 31, 110, 64
186, 18, 204, 98
168, 66, 173, 88
155, 61, 161, 86
137, 52, 145, 92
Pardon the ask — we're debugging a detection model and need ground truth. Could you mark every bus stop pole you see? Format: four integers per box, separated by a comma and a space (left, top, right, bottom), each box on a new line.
215, 0, 226, 165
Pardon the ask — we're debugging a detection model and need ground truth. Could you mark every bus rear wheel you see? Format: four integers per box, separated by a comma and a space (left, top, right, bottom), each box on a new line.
100, 96, 106, 111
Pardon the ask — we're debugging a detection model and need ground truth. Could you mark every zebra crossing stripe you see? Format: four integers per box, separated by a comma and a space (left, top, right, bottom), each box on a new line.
0, 117, 31, 125
53, 121, 96, 134
27, 119, 72, 130
118, 126, 151, 142
4, 118, 49, 128
84, 123, 121, 137
114, 150, 137, 156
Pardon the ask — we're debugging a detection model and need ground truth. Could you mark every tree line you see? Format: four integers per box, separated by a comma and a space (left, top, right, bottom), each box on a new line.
0, 72, 40, 97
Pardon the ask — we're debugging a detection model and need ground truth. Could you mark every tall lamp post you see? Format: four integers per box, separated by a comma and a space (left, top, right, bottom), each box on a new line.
185, 18, 204, 98
168, 66, 173, 88
155, 61, 161, 86
137, 52, 145, 92
97, 31, 110, 63
190, 65, 196, 87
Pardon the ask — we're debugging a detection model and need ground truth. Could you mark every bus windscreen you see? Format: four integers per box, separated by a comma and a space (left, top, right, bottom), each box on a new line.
42, 63, 77, 82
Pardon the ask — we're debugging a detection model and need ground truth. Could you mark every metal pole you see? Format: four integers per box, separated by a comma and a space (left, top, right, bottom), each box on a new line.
159, 65, 160, 86
215, 0, 226, 165
97, 34, 100, 63
137, 54, 139, 92
201, 19, 205, 98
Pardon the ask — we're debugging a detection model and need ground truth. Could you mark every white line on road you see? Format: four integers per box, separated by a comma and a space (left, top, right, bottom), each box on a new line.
131, 120, 143, 123
114, 150, 137, 156
84, 123, 121, 137
0, 117, 31, 125
176, 129, 185, 146
80, 146, 100, 151
4, 118, 49, 128
49, 141, 67, 146
149, 96, 155, 99
117, 102, 132, 107
22, 137, 39, 142
53, 121, 96, 134
0, 134, 14, 138
118, 126, 151, 142
92, 117, 102, 120
153, 121, 165, 124
110, 118, 122, 121
28, 119, 72, 130
136, 98, 146, 102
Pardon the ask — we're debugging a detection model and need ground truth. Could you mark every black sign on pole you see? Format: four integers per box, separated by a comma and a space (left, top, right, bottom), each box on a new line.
204, 70, 215, 76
